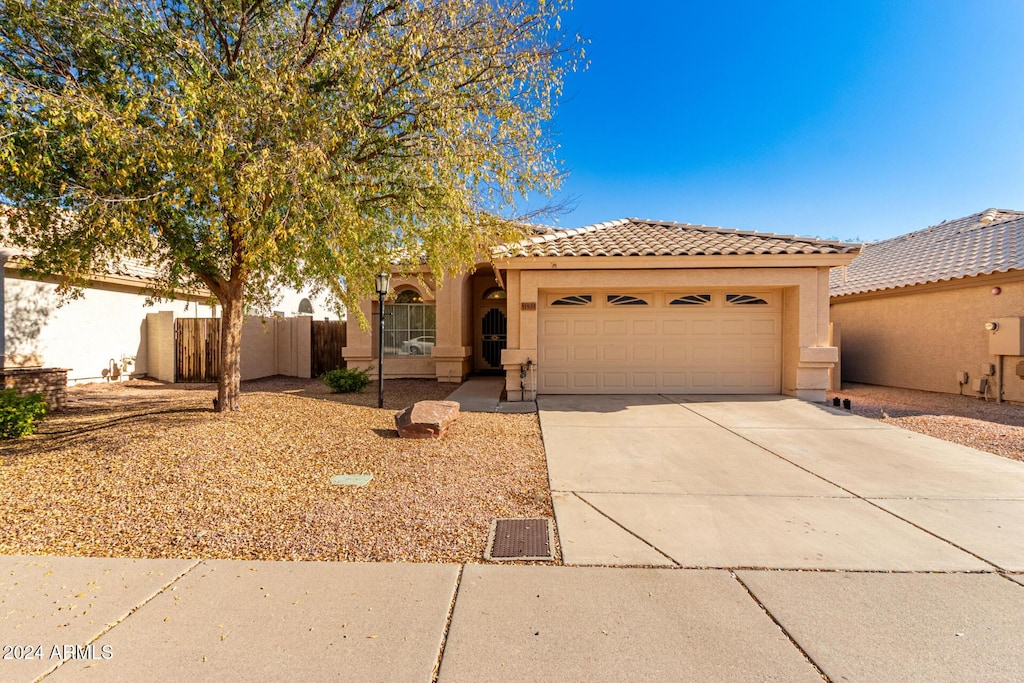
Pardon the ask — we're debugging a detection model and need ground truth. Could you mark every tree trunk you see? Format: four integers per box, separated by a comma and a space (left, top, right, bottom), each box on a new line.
216, 292, 244, 412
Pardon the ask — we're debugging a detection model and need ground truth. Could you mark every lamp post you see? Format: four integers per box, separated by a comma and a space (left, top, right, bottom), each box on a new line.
374, 272, 391, 409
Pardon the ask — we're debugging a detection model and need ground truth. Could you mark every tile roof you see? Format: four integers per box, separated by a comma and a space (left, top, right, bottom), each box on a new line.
494, 218, 861, 259
829, 209, 1024, 297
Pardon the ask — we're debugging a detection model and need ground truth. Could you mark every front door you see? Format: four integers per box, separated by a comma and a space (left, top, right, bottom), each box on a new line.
479, 305, 512, 370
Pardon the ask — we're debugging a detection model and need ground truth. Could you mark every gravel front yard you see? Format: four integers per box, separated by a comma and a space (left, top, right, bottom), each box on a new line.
0, 377, 555, 563
829, 383, 1024, 462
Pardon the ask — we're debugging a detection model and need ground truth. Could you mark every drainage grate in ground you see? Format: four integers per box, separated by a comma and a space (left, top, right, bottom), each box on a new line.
484, 518, 554, 562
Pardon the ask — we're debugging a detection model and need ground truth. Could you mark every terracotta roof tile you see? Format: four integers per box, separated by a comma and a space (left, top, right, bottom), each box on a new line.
829, 209, 1024, 297
495, 218, 860, 259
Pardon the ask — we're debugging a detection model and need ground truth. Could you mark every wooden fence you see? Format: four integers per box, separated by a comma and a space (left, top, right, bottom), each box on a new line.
311, 320, 347, 376
175, 318, 221, 383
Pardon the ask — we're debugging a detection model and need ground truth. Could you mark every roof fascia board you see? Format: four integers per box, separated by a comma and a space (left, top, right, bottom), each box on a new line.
830, 269, 1023, 303
496, 253, 859, 270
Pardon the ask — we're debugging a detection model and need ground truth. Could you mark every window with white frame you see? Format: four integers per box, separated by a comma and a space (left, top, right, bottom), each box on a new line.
384, 289, 436, 357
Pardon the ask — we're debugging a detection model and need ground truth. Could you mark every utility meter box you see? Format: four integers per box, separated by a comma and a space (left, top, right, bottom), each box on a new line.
989, 317, 1024, 356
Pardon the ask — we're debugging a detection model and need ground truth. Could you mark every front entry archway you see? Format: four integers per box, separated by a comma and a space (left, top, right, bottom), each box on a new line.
474, 286, 507, 373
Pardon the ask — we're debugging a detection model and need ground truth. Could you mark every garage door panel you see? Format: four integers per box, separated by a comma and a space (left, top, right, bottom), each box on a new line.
663, 320, 688, 334
538, 290, 782, 394
632, 319, 657, 335
603, 372, 627, 389
692, 346, 717, 362
543, 345, 568, 362
573, 346, 599, 362
750, 345, 778, 363
604, 345, 627, 361
664, 346, 689, 362
632, 346, 657, 362
573, 320, 598, 336
720, 346, 747, 363
603, 319, 627, 335
692, 320, 717, 335
721, 320, 746, 335
662, 372, 688, 388
543, 319, 569, 336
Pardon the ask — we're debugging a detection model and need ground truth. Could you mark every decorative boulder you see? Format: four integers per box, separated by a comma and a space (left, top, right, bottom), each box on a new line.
395, 400, 460, 439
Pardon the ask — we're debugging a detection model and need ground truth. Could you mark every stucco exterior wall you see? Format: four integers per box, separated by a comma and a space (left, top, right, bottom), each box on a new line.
239, 315, 313, 381
145, 311, 176, 382
830, 274, 1024, 402
5, 274, 213, 383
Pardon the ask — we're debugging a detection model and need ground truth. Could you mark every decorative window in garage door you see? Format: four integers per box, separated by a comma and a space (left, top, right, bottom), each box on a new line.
726, 294, 769, 305
550, 294, 593, 306
669, 294, 712, 306
606, 294, 649, 306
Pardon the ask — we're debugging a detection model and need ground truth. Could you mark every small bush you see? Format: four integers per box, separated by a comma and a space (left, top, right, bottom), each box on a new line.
0, 389, 48, 439
322, 367, 372, 394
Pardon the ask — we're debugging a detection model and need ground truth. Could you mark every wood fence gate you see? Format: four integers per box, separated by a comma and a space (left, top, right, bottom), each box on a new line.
175, 318, 221, 383
311, 320, 346, 376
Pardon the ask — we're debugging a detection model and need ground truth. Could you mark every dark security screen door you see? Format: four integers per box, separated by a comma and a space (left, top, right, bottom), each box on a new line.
481, 308, 507, 368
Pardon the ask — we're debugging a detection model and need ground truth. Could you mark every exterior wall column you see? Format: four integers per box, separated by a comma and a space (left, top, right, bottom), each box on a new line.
431, 272, 472, 383
789, 267, 838, 402
501, 269, 539, 401
0, 250, 10, 369
342, 299, 375, 372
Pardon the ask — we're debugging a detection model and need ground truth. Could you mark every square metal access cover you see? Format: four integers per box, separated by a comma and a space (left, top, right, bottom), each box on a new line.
485, 518, 554, 562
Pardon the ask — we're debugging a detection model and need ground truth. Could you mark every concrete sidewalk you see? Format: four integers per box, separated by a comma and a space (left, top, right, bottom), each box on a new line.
3, 555, 1024, 682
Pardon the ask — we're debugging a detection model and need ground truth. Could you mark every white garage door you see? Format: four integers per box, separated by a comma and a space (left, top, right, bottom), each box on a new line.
538, 290, 781, 394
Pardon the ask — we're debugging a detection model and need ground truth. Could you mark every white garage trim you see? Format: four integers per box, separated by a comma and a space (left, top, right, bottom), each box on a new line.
538, 289, 782, 394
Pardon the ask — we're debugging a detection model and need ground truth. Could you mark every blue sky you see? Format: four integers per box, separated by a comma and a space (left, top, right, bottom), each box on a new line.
541, 1, 1024, 242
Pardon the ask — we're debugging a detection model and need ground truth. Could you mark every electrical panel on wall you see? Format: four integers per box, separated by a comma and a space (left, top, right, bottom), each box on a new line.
988, 318, 1024, 356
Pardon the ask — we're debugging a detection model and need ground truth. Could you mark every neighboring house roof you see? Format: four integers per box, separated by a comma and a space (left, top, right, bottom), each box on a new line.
829, 208, 1024, 297
494, 218, 860, 259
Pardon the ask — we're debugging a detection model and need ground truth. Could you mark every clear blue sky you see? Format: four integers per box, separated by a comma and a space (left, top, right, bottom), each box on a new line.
540, 0, 1024, 242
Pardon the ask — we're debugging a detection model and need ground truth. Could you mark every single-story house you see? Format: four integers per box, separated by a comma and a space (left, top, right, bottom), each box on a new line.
829, 208, 1024, 403
344, 218, 860, 403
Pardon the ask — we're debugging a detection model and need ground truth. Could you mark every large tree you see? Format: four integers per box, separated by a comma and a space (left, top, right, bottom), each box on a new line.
0, 0, 578, 410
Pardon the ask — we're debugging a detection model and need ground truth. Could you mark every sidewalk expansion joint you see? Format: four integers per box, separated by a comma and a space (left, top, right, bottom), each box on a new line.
730, 571, 832, 683
431, 564, 464, 683
36, 558, 203, 682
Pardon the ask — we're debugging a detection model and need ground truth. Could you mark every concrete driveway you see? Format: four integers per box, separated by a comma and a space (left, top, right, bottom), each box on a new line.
535, 395, 1024, 681
540, 394, 1024, 571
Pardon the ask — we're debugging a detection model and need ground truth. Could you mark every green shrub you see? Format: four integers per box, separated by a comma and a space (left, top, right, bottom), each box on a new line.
322, 367, 372, 394
0, 389, 48, 439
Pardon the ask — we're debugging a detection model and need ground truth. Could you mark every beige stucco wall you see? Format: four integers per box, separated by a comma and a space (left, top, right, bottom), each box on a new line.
5, 272, 214, 383
239, 315, 313, 381
831, 274, 1024, 402
145, 311, 175, 382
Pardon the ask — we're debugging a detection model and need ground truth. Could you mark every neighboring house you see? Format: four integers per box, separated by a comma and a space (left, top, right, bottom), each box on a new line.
344, 218, 860, 403
1, 250, 339, 384
829, 208, 1024, 402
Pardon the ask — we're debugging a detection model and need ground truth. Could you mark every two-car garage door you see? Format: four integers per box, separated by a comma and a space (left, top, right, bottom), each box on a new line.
537, 290, 781, 394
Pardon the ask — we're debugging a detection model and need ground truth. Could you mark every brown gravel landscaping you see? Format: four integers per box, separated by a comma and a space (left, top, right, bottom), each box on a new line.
0, 377, 556, 564
829, 383, 1024, 462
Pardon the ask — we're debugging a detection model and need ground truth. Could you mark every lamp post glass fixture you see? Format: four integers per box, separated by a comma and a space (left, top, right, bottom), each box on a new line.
375, 272, 391, 408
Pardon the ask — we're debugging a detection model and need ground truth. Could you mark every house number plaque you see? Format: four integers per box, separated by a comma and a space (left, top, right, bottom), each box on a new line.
521, 302, 537, 311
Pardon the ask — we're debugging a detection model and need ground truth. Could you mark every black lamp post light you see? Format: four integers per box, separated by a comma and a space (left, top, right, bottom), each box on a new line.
375, 272, 391, 409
